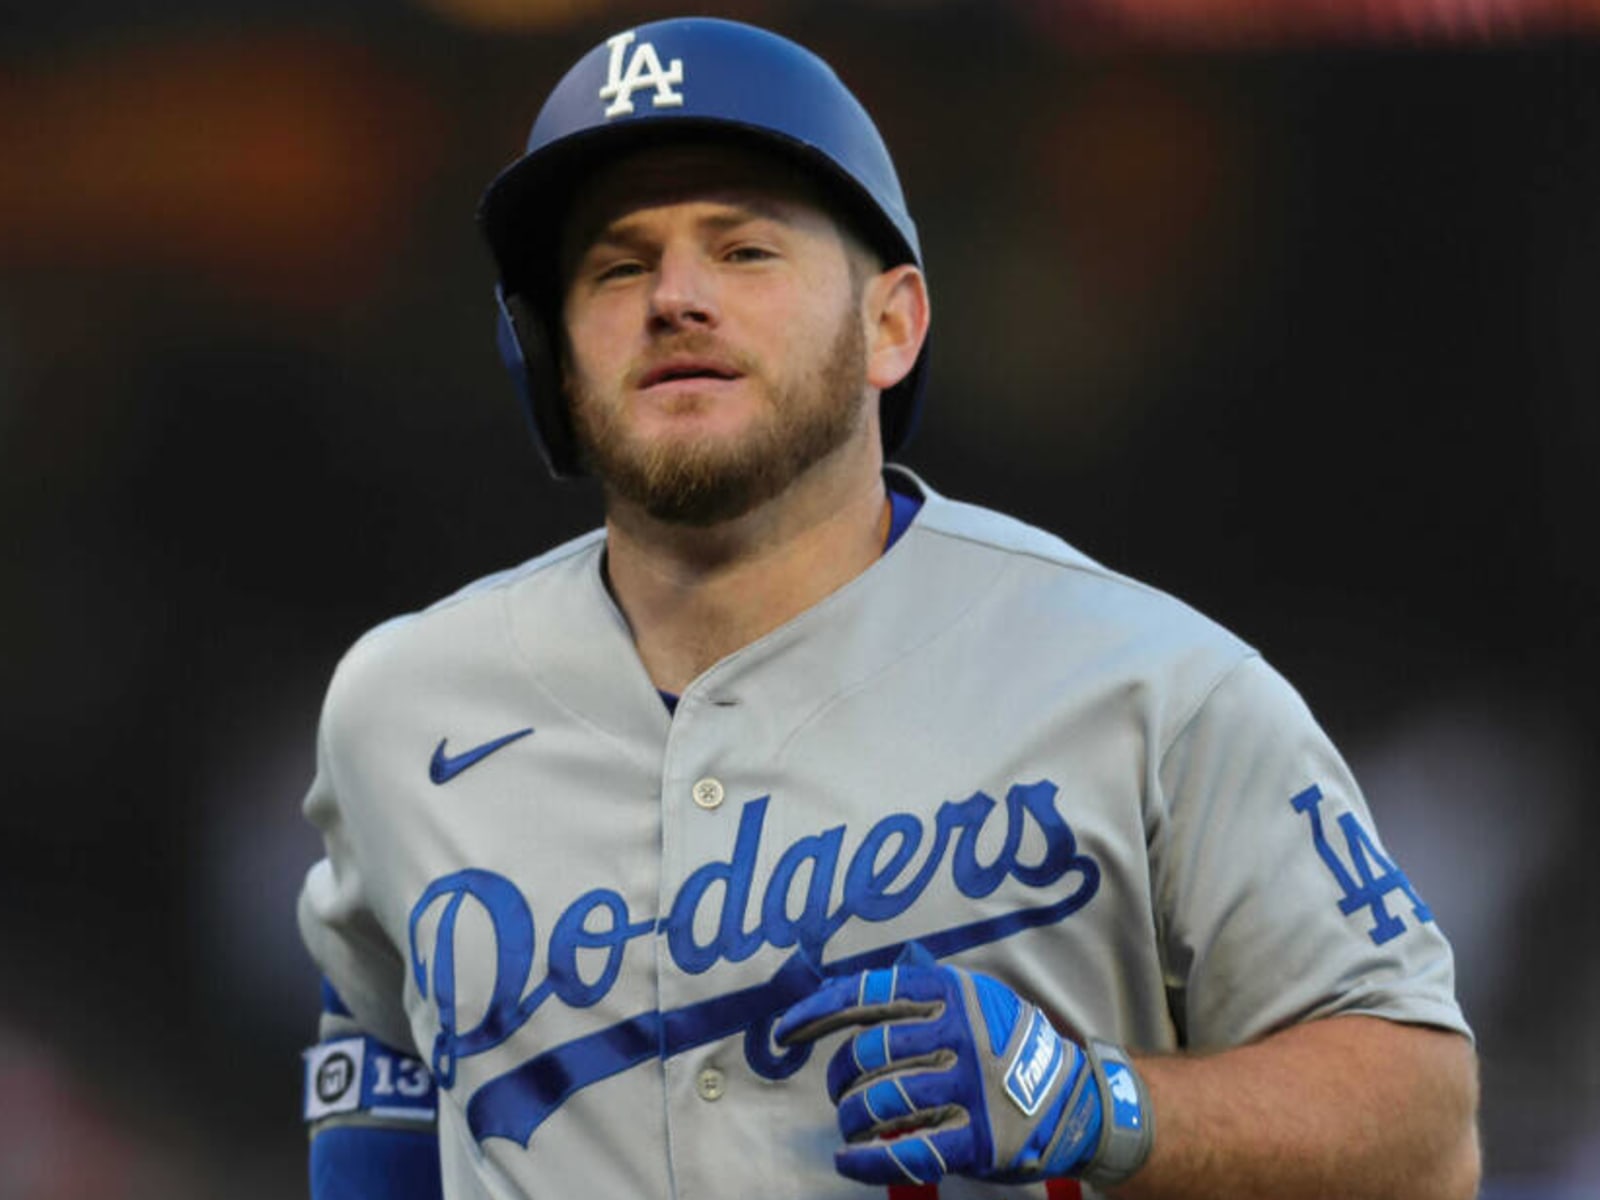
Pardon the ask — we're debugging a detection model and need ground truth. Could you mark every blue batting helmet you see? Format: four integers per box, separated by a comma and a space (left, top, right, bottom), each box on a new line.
478, 17, 927, 478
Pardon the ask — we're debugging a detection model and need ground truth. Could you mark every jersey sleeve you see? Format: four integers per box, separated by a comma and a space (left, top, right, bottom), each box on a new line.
297, 689, 416, 1054
298, 671, 444, 1199
1150, 654, 1469, 1051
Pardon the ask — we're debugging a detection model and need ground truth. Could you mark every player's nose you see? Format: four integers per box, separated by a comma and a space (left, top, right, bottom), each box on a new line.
647, 244, 718, 331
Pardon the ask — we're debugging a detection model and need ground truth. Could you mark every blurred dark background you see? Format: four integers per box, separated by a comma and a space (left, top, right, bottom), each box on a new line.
2, 0, 1596, 1196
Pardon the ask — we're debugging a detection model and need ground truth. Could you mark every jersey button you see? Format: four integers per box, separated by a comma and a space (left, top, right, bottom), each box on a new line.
692, 777, 725, 810
695, 1067, 726, 1101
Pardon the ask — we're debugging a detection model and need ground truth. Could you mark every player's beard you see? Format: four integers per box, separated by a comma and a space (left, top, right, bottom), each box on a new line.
566, 308, 869, 527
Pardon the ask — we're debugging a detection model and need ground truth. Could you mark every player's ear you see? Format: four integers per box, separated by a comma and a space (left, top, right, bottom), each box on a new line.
863, 263, 930, 393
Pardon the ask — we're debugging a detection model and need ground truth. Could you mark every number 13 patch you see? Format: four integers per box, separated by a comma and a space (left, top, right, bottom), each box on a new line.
303, 1035, 437, 1124
1291, 784, 1434, 946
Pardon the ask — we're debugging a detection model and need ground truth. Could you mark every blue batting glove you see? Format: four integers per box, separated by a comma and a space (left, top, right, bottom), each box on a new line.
774, 944, 1148, 1189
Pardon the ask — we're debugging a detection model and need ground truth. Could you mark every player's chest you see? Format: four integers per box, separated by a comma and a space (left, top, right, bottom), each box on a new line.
356, 672, 1153, 994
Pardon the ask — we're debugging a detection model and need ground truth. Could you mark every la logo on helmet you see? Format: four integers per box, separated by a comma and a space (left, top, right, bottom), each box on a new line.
599, 30, 685, 118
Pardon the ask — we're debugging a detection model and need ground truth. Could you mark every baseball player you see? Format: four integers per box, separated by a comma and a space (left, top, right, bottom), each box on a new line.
297, 17, 1479, 1200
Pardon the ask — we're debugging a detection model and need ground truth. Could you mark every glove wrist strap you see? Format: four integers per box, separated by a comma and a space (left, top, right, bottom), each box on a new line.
1078, 1040, 1155, 1190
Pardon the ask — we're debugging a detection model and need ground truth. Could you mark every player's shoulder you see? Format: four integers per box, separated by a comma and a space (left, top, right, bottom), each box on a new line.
905, 471, 1239, 616
898, 468, 1256, 669
322, 526, 607, 706
909, 483, 1105, 574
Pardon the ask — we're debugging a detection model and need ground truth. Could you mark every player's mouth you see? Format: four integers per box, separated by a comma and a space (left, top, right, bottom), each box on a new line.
635, 357, 745, 391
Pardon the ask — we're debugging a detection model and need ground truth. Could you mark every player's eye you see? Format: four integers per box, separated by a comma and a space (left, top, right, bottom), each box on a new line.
593, 259, 648, 282
724, 244, 778, 264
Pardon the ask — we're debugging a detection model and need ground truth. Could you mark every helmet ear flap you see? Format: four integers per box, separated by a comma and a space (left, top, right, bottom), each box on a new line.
495, 286, 583, 478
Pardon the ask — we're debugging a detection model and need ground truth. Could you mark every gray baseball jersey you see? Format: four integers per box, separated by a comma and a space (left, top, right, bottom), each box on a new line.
298, 467, 1467, 1199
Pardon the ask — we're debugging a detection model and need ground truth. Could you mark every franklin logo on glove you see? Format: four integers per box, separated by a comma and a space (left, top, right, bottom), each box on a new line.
1006, 1011, 1065, 1116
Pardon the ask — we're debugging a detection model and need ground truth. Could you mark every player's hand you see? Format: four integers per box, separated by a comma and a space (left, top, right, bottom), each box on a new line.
772, 943, 1105, 1187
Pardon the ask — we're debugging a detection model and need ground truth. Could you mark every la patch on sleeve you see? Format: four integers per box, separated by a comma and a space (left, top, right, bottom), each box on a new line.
1291, 784, 1433, 946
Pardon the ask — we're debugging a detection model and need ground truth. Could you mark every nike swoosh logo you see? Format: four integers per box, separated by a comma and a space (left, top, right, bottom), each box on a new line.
429, 728, 534, 785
